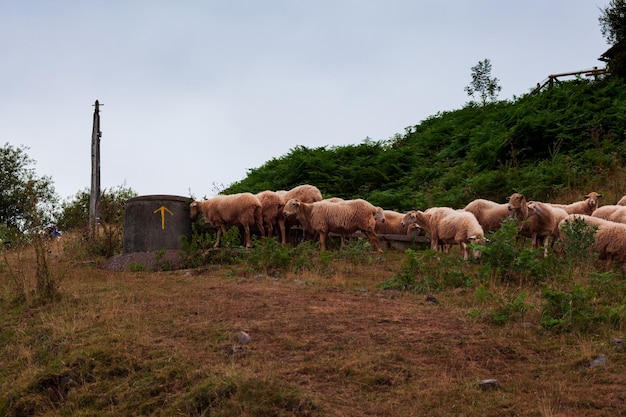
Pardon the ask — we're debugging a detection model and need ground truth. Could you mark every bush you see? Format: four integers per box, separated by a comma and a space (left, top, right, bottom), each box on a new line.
380, 249, 471, 293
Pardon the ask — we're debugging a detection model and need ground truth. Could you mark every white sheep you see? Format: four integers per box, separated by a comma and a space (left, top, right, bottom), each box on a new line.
519, 201, 561, 256
282, 198, 385, 253
279, 184, 323, 203
401, 207, 484, 260
256, 190, 287, 244
277, 184, 324, 242
464, 193, 528, 232
549, 192, 603, 215
591, 205, 626, 224
190, 193, 265, 249
559, 214, 626, 269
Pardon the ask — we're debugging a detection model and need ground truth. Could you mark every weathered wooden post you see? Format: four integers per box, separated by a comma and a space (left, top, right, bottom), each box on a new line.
89, 100, 102, 240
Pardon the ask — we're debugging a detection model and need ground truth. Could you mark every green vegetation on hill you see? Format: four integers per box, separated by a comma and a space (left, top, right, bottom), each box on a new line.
224, 76, 626, 210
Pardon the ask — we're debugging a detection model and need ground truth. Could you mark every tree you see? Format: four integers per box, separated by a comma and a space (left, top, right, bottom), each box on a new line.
464, 59, 502, 105
58, 184, 137, 257
0, 143, 58, 243
599, 0, 626, 79
599, 0, 626, 45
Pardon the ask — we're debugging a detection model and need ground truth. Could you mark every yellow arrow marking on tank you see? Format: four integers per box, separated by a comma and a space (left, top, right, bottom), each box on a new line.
153, 206, 174, 229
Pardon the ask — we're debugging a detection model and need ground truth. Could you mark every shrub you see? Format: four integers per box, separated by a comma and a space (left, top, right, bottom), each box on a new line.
540, 284, 600, 332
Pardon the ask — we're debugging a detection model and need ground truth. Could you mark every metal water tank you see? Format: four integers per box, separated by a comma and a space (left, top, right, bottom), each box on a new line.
123, 195, 192, 253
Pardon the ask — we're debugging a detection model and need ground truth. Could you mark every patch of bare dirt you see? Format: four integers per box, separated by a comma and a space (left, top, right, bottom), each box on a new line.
100, 249, 183, 271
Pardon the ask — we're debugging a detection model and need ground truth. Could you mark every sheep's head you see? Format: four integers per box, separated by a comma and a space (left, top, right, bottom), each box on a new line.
507, 193, 526, 210
585, 192, 603, 211
401, 211, 419, 227
374, 207, 385, 223
282, 198, 301, 218
189, 201, 200, 219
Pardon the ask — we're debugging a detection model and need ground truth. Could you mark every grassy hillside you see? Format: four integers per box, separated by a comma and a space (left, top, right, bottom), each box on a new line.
225, 76, 626, 210
3, 76, 626, 417
2, 231, 626, 416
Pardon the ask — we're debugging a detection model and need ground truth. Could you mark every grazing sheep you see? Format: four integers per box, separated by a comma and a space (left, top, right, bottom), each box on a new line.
190, 193, 265, 249
559, 214, 626, 269
591, 205, 626, 224
281, 184, 323, 203
550, 192, 603, 215
375, 210, 408, 235
278, 185, 324, 242
548, 205, 570, 249
464, 193, 528, 232
401, 207, 484, 260
282, 198, 385, 253
256, 190, 287, 244
519, 201, 557, 257
519, 202, 569, 254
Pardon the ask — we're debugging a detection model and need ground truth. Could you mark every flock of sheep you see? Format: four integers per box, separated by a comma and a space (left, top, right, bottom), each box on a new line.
189, 185, 626, 267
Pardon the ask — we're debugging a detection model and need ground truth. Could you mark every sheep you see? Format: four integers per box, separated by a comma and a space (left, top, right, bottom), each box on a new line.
280, 184, 323, 203
463, 193, 528, 232
282, 198, 385, 253
278, 184, 324, 242
400, 207, 484, 260
549, 192, 603, 215
375, 210, 408, 235
591, 205, 626, 224
190, 192, 265, 249
256, 190, 287, 244
558, 214, 626, 269
518, 201, 557, 257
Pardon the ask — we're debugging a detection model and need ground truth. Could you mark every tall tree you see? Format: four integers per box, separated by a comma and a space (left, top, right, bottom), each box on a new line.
0, 143, 58, 242
599, 0, 626, 79
464, 59, 502, 105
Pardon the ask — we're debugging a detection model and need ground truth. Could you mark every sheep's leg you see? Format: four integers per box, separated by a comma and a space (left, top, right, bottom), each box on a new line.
278, 219, 287, 245
214, 224, 228, 248
243, 224, 252, 248
256, 218, 265, 237
319, 232, 328, 251
460, 242, 469, 260
543, 235, 550, 258
365, 231, 382, 253
266, 222, 274, 239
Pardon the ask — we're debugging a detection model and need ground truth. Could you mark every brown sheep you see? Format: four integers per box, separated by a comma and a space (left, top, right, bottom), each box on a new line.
281, 184, 323, 203
559, 214, 626, 269
282, 198, 385, 253
550, 192, 603, 215
278, 185, 324, 242
256, 190, 287, 244
464, 193, 528, 232
591, 205, 626, 224
519, 201, 557, 257
401, 207, 484, 260
190, 193, 265, 249
375, 210, 408, 235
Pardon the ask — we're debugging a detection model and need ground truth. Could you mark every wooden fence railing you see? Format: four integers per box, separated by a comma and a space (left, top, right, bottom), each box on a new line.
532, 67, 608, 94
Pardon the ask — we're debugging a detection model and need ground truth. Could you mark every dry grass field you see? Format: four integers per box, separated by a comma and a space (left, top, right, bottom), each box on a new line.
1, 232, 626, 417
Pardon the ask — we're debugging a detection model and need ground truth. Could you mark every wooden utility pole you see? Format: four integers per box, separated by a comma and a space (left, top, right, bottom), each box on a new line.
89, 100, 102, 240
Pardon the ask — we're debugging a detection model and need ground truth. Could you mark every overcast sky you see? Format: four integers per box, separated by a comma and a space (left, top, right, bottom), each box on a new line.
1, 1, 612, 201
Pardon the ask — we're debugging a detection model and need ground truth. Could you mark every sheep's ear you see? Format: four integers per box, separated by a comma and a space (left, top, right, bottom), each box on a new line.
598, 194, 603, 198
584, 194, 590, 199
